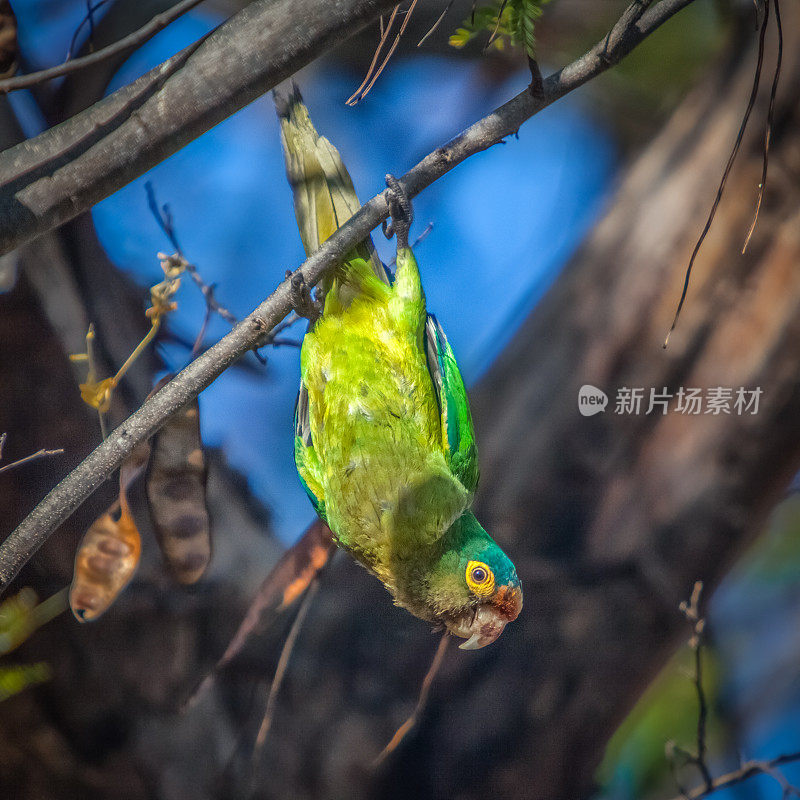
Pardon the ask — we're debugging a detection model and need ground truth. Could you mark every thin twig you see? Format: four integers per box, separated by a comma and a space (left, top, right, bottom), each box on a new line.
676, 581, 713, 792
667, 742, 692, 800
0, 434, 64, 475
347, 0, 419, 105
146, 184, 183, 254
360, 0, 419, 100
183, 519, 334, 711
417, 0, 454, 47
192, 304, 214, 359
486, 0, 510, 52
373, 632, 450, 767
67, 0, 112, 61
742, 0, 782, 253
0, 0, 702, 595
251, 578, 320, 761
664, 0, 770, 348
347, 4, 400, 105
0, 0, 206, 94
84, 324, 109, 439
85, 0, 97, 54
665, 752, 800, 800
666, 581, 800, 800
146, 183, 274, 364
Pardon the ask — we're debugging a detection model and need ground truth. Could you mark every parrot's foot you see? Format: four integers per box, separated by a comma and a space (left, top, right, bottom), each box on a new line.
288, 271, 322, 320
382, 174, 413, 250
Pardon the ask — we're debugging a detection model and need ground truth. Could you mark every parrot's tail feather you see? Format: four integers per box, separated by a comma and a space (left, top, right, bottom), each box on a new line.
274, 83, 390, 307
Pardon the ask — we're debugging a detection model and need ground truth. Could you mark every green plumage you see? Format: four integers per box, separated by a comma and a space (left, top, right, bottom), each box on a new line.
278, 87, 521, 647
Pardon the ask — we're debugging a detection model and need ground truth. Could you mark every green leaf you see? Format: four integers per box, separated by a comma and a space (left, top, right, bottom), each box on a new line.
449, 0, 556, 59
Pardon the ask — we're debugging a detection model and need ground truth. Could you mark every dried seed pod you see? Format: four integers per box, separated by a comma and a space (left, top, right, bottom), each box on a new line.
146, 396, 211, 584
70, 495, 141, 622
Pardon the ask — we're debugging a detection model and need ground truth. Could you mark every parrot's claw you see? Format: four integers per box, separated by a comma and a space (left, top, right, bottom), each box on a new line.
383, 174, 413, 250
288, 271, 322, 321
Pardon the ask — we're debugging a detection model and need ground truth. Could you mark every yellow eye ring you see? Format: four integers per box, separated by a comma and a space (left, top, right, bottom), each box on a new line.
466, 561, 495, 596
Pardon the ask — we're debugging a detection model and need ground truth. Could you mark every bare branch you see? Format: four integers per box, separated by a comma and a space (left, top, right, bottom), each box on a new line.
373, 632, 450, 766
669, 582, 713, 793
251, 578, 320, 761
667, 582, 800, 800
742, 0, 783, 253
0, 433, 64, 475
0, 0, 206, 94
665, 752, 800, 799
664, 0, 771, 347
0, 0, 700, 594
184, 519, 334, 709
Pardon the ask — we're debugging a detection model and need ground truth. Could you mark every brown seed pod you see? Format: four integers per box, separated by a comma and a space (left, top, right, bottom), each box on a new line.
69, 493, 141, 622
146, 395, 211, 584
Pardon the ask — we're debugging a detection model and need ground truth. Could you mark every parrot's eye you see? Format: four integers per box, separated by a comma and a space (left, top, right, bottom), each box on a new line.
466, 560, 495, 596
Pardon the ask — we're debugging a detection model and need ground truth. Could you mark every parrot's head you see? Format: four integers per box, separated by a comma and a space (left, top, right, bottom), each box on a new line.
431, 511, 522, 650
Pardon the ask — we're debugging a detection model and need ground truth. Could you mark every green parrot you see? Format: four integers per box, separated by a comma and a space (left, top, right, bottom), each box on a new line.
277, 87, 522, 649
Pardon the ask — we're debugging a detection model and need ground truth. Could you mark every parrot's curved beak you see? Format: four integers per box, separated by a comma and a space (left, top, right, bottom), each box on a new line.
447, 583, 523, 650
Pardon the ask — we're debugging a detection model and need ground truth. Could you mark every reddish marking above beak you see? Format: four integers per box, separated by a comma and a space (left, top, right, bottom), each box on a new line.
450, 583, 524, 650
493, 583, 523, 621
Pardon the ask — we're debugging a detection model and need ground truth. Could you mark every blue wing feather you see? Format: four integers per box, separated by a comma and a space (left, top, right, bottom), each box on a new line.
425, 315, 480, 495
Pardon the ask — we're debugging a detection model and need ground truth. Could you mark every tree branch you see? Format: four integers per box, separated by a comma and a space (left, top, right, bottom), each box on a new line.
0, 0, 400, 256
0, 0, 206, 94
666, 582, 800, 800
0, 0, 699, 594
666, 752, 800, 800
0, 433, 64, 474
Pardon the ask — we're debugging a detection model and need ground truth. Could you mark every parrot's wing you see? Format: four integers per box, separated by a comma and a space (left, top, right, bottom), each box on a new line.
389, 472, 470, 551
294, 381, 327, 522
424, 315, 480, 495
